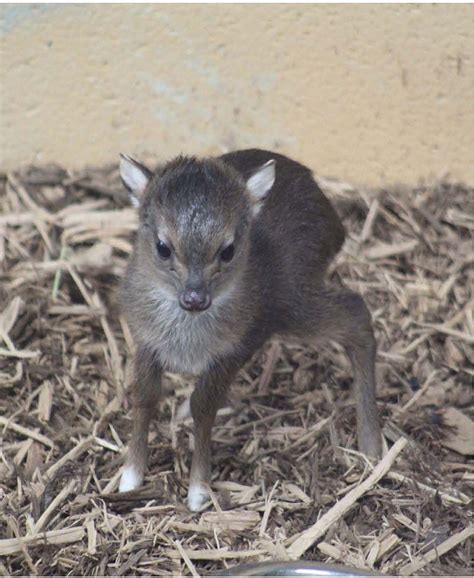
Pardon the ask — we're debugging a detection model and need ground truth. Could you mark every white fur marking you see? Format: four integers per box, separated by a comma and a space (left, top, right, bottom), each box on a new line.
119, 465, 142, 492
187, 483, 210, 512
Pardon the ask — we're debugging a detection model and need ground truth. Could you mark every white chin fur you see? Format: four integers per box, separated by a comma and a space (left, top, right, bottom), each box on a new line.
187, 483, 210, 512
119, 465, 143, 492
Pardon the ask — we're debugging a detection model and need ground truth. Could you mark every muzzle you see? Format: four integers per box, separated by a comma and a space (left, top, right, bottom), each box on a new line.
179, 286, 211, 312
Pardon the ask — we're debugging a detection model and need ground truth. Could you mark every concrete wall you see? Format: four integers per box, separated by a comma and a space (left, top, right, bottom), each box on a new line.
1, 3, 473, 186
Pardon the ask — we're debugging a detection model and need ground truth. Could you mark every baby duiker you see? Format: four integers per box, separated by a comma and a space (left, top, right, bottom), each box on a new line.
118, 149, 382, 511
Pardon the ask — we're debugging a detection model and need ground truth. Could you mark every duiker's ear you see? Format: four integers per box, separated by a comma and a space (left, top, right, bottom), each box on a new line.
119, 154, 152, 207
246, 159, 275, 216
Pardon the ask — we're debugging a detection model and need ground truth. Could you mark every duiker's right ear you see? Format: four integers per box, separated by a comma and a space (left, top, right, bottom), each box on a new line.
119, 154, 152, 207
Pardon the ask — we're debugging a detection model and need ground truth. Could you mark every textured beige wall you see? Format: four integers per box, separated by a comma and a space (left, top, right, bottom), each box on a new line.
1, 4, 473, 186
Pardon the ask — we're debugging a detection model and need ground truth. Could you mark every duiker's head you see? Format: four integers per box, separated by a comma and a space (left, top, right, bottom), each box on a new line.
120, 154, 275, 312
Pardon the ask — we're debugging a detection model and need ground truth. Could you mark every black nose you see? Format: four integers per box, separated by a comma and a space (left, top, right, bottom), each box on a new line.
179, 288, 211, 312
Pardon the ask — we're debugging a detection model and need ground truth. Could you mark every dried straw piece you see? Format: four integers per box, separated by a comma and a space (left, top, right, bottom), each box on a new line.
385, 471, 470, 506
164, 548, 266, 560
45, 436, 93, 478
174, 540, 200, 577
200, 510, 260, 532
440, 407, 474, 456
32, 479, 77, 533
360, 198, 380, 242
0, 416, 54, 449
287, 437, 408, 559
398, 525, 474, 576
0, 297, 25, 345
366, 532, 401, 566
38, 381, 53, 423
364, 239, 419, 260
86, 519, 98, 556
0, 347, 39, 359
0, 527, 85, 556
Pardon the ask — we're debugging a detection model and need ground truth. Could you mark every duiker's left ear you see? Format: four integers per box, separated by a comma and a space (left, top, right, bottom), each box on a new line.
119, 154, 152, 207
246, 159, 275, 215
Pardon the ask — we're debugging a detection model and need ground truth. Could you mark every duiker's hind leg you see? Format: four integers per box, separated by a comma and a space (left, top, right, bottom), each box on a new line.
119, 348, 162, 492
305, 287, 382, 458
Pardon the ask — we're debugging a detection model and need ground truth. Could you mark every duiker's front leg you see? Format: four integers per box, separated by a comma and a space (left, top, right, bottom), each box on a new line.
119, 348, 162, 492
306, 288, 382, 458
188, 362, 239, 511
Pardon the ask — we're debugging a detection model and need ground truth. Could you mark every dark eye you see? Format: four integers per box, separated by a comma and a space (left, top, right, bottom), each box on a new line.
220, 243, 235, 263
157, 239, 171, 260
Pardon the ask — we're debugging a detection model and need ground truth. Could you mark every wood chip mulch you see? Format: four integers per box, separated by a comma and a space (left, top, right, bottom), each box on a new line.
0, 162, 472, 576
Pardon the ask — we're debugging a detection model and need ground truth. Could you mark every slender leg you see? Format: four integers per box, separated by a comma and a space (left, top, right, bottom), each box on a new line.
302, 287, 382, 458
119, 348, 162, 492
345, 327, 382, 458
188, 361, 240, 511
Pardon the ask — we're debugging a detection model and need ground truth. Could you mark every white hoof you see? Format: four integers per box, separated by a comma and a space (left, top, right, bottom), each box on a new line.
119, 465, 143, 492
187, 483, 210, 512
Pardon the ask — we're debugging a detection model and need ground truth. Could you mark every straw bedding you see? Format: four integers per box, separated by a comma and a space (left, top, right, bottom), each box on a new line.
0, 161, 472, 576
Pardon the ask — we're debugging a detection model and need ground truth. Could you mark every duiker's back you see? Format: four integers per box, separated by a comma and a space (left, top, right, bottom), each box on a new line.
221, 149, 345, 283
